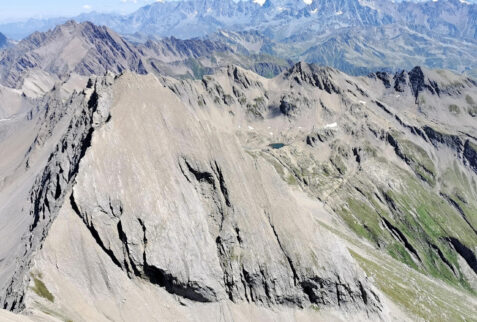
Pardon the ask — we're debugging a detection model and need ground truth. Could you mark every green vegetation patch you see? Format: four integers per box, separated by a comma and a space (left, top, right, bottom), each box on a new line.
448, 104, 461, 115
332, 160, 476, 293
350, 249, 477, 321
330, 155, 347, 175
393, 138, 436, 186
31, 273, 54, 302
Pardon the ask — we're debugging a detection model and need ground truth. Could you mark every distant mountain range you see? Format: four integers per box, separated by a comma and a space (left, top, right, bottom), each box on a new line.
2, 0, 476, 40
0, 0, 475, 77
0, 21, 290, 95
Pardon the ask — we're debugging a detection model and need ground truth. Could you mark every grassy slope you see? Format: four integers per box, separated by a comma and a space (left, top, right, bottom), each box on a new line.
319, 220, 477, 321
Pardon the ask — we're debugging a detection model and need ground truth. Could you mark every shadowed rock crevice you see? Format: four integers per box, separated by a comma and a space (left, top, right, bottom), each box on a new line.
441, 193, 477, 236
70, 194, 123, 270
266, 214, 299, 287
429, 243, 456, 276
445, 237, 477, 276
381, 217, 422, 264
464, 140, 477, 174
423, 126, 463, 154
142, 264, 218, 303
178, 157, 229, 234
409, 66, 440, 101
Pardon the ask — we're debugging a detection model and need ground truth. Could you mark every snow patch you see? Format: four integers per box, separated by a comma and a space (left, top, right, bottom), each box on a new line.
324, 122, 338, 129
254, 0, 266, 6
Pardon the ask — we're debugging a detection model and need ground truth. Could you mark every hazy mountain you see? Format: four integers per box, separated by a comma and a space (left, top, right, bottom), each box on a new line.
0, 32, 14, 49
1, 0, 475, 41
86, 0, 477, 41
0, 17, 69, 40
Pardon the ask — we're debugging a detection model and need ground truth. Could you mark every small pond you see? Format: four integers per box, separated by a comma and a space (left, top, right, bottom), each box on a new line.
269, 143, 286, 149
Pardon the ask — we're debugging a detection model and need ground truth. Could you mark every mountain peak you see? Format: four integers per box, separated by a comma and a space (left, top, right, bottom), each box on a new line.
284, 62, 340, 93
0, 21, 146, 88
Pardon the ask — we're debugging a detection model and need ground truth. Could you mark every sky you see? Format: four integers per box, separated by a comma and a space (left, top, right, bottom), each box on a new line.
0, 0, 160, 23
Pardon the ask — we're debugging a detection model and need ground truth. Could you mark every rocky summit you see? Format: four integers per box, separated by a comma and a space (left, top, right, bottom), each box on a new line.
0, 3, 476, 322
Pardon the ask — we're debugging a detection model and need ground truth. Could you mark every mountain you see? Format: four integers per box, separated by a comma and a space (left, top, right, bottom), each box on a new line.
1, 58, 476, 320
0, 3, 476, 321
0, 20, 290, 98
2, 0, 472, 41
0, 21, 146, 90
0, 32, 15, 49
1, 0, 475, 78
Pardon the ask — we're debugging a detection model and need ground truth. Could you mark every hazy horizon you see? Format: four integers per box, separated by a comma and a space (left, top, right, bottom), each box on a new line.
0, 0, 157, 23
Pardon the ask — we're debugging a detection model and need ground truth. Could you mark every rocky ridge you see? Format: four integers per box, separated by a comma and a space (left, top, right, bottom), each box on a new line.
0, 73, 113, 311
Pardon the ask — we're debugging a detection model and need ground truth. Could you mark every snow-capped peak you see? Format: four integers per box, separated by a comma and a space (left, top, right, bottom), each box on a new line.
254, 0, 266, 6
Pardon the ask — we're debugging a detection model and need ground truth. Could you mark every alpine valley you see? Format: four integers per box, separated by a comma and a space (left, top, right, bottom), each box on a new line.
0, 1, 476, 321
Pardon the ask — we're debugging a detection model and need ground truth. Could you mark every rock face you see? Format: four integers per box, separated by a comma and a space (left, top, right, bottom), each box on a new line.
66, 73, 381, 312
1, 62, 477, 321
0, 68, 386, 320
